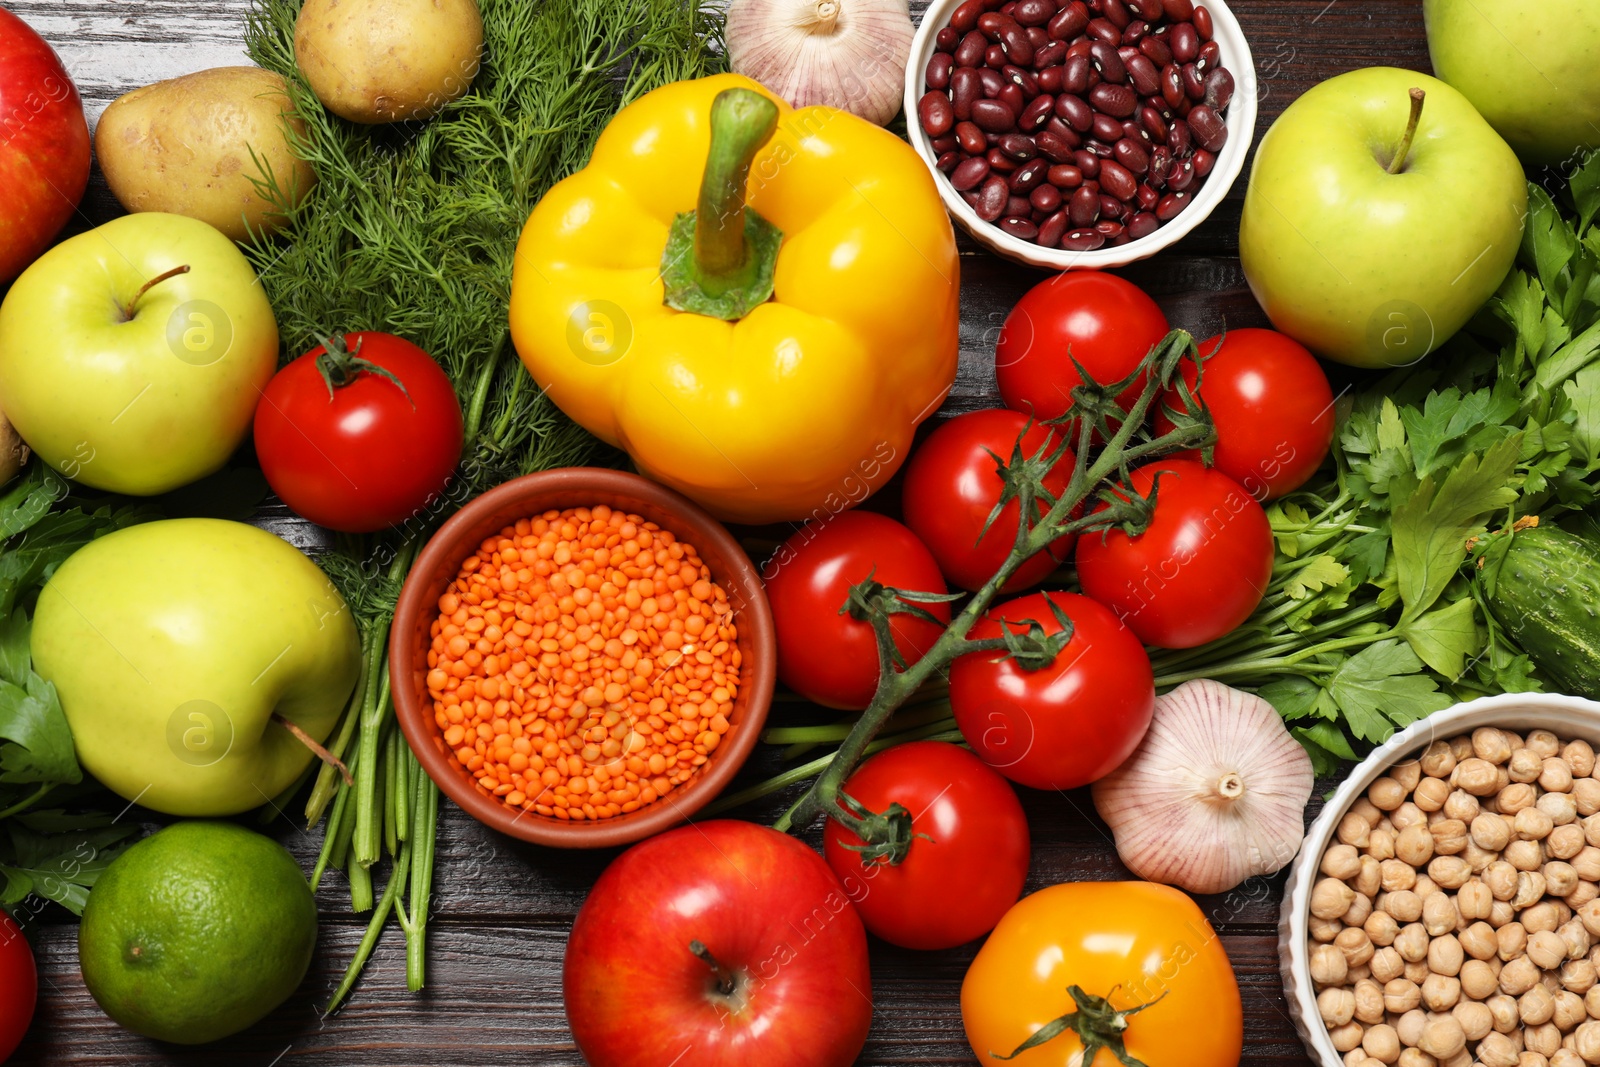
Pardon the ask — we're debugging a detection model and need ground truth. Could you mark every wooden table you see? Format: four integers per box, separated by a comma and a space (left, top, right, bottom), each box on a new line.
7, 1, 1433, 1063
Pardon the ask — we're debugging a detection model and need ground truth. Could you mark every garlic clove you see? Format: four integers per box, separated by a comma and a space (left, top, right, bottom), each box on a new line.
725, 0, 915, 127
1091, 678, 1315, 896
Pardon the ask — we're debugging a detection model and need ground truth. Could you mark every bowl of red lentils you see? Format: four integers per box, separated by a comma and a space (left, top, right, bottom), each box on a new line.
390, 467, 776, 849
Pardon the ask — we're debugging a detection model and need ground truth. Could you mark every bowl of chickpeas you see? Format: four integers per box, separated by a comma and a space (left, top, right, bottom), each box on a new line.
1282, 693, 1600, 1067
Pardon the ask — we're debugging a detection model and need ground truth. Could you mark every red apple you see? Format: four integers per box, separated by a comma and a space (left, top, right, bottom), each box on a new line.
0, 10, 90, 282
564, 820, 873, 1067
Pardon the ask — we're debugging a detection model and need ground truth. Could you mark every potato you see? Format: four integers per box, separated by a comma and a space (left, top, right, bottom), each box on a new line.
294, 0, 483, 125
95, 67, 314, 243
0, 406, 29, 487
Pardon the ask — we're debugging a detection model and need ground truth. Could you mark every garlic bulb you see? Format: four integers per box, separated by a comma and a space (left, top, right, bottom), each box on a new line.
725, 0, 914, 127
1092, 679, 1314, 895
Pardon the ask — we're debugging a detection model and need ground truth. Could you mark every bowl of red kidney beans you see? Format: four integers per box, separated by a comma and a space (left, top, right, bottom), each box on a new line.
905, 0, 1256, 269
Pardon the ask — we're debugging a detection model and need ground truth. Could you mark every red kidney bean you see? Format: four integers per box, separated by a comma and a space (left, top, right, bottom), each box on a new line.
1105, 0, 1133, 25
1121, 118, 1146, 139
1125, 53, 1161, 96
976, 175, 1010, 221
1031, 183, 1063, 211
1127, 211, 1160, 239
1099, 194, 1125, 219
1087, 140, 1115, 159
1020, 94, 1055, 130
950, 68, 981, 119
1204, 67, 1234, 111
1038, 65, 1064, 93
986, 45, 1009, 68
955, 120, 987, 153
978, 67, 1006, 96
1156, 191, 1189, 220
1035, 131, 1078, 161
1039, 209, 1071, 247
1122, 20, 1149, 44
931, 133, 958, 152
1118, 44, 1141, 67
936, 26, 961, 52
919, 91, 955, 136
1181, 63, 1205, 100
981, 12, 1037, 64
1135, 182, 1159, 210
1139, 104, 1168, 141
1176, 95, 1193, 118
1062, 229, 1106, 251
1011, 158, 1049, 191
1048, 163, 1084, 187
1014, 0, 1056, 25
955, 31, 987, 67
1049, 1, 1090, 39
1002, 1, 1018, 13
1166, 118, 1190, 154
1026, 25, 1049, 46
936, 150, 961, 172
989, 148, 1019, 172
1161, 64, 1185, 108
1193, 3, 1213, 39
1095, 219, 1126, 238
1150, 144, 1172, 183
978, 11, 1008, 40
1089, 40, 1126, 83
972, 98, 1017, 132
952, 0, 986, 31
1091, 113, 1124, 143
1129, 0, 1163, 18
998, 83, 1026, 114
1000, 216, 1041, 240
1187, 103, 1226, 151
1068, 184, 1101, 225
1056, 93, 1094, 131
1198, 40, 1221, 72
997, 132, 1037, 160
1073, 148, 1101, 177
1089, 82, 1138, 117
1044, 115, 1081, 144
1087, 17, 1121, 44
1170, 22, 1198, 63
1138, 34, 1172, 66
952, 155, 992, 191
1167, 157, 1195, 190
1192, 148, 1216, 176
1061, 52, 1092, 94
1034, 39, 1068, 67
984, 0, 1007, 11
1003, 64, 1039, 94
1082, 179, 1100, 195
1114, 137, 1150, 174
1005, 195, 1033, 216
1161, 0, 1193, 20
1099, 158, 1137, 200
926, 53, 955, 91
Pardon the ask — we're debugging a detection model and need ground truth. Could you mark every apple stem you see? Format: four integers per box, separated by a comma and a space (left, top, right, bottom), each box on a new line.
689, 939, 737, 997
1387, 88, 1426, 175
121, 264, 191, 321
274, 712, 354, 786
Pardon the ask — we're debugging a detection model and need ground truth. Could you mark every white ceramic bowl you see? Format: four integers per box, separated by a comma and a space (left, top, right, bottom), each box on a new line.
1280, 692, 1600, 1065
903, 0, 1258, 270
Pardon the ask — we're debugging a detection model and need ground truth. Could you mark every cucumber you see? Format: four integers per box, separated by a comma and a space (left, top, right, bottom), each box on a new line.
1483, 524, 1600, 697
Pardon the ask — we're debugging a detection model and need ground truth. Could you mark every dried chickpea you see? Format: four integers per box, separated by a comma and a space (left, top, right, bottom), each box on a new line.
1324, 843, 1364, 880
1396, 923, 1431, 962
1489, 992, 1523, 1031
1330, 1021, 1365, 1053
1357, 857, 1384, 899
1502, 922, 1532, 961
1564, 918, 1595, 959
1444, 789, 1482, 823
1574, 779, 1600, 817
1371, 946, 1406, 983
1415, 777, 1451, 813
1572, 882, 1600, 911
1397, 1008, 1427, 1047
1397, 1052, 1436, 1067
1581, 901, 1600, 940
1482, 1033, 1528, 1067
1487, 860, 1523, 900
1432, 819, 1470, 856
1463, 921, 1500, 960
1555, 1050, 1586, 1067
1465, 958, 1503, 999
1428, 932, 1465, 976
1534, 930, 1574, 970
1414, 873, 1441, 899
1364, 1023, 1402, 1063
1403, 959, 1431, 985
1346, 963, 1371, 983
1514, 749, 1552, 783
1586, 819, 1600, 848
1417, 1015, 1467, 1059
1529, 1023, 1564, 1058
1387, 890, 1425, 924
1523, 1054, 1552, 1067
1477, 813, 1517, 852
1504, 782, 1543, 815
1314, 877, 1359, 920
1504, 955, 1544, 996
1553, 825, 1589, 860
1367, 911, 1402, 947
1369, 828, 1397, 862
1423, 740, 1459, 778
1429, 855, 1472, 891
1545, 758, 1578, 794
1528, 901, 1568, 934
1339, 927, 1377, 968
1392, 758, 1423, 791
1586, 983, 1600, 1021
1566, 741, 1596, 778
1381, 858, 1419, 893
1466, 839, 1501, 873
1493, 899, 1523, 927
1422, 972, 1462, 1011
1460, 878, 1495, 921
1351, 797, 1384, 826
1313, 942, 1351, 985
1395, 823, 1435, 868
1521, 807, 1560, 841
1544, 792, 1581, 827
1424, 891, 1461, 935
1347, 893, 1375, 928
1320, 985, 1357, 1026
1575, 847, 1600, 881
1574, 1019, 1600, 1063
1456, 758, 1504, 795
1510, 839, 1549, 872
1526, 984, 1560, 1025
1551, 863, 1586, 899
1312, 915, 1345, 942
1352, 977, 1384, 1024
1520, 872, 1555, 910
1454, 998, 1495, 1041
1371, 777, 1407, 811
1478, 728, 1516, 764
1340, 812, 1375, 849
1559, 989, 1591, 1030
1564, 959, 1599, 995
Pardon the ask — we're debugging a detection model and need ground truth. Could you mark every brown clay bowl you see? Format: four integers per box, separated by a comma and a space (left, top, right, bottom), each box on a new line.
391, 467, 776, 849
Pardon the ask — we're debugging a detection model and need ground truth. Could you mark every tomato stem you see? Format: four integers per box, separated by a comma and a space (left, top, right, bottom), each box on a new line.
314, 333, 414, 406
990, 985, 1165, 1064
121, 263, 190, 320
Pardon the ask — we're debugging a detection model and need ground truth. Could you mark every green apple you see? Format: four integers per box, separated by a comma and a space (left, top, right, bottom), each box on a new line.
1239, 68, 1527, 369
1425, 0, 1600, 168
0, 212, 277, 495
30, 518, 360, 816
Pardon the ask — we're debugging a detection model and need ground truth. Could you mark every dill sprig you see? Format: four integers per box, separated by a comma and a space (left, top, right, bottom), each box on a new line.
239, 0, 726, 1008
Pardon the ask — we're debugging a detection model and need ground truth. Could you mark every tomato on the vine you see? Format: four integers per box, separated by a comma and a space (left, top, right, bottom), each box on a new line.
949, 591, 1154, 791
994, 272, 1168, 422
823, 741, 1030, 951
962, 882, 1243, 1067
763, 511, 950, 710
254, 332, 464, 534
1155, 328, 1336, 500
902, 409, 1075, 594
1075, 458, 1273, 649
0, 909, 36, 1060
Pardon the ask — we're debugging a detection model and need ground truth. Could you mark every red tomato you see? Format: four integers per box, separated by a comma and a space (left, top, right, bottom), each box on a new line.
764, 512, 950, 710
0, 910, 36, 1061
254, 332, 464, 533
823, 741, 1030, 951
1154, 328, 1336, 500
902, 410, 1076, 594
1076, 458, 1274, 649
949, 592, 1154, 791
994, 272, 1169, 422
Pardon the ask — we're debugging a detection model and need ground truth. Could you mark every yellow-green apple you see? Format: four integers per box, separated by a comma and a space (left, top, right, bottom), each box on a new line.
0, 9, 90, 282
31, 518, 360, 816
1239, 68, 1526, 369
0, 213, 277, 495
1425, 0, 1600, 168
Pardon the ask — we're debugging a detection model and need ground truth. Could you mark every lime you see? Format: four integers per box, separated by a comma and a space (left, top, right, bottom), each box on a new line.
78, 821, 317, 1044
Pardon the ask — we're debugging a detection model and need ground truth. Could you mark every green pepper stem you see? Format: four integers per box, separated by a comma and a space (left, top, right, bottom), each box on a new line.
696, 89, 778, 287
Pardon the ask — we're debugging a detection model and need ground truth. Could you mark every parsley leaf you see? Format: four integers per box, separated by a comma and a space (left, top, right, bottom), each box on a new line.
1327, 641, 1455, 743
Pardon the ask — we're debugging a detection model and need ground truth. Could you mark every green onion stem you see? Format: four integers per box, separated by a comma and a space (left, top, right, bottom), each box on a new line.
325, 843, 412, 1015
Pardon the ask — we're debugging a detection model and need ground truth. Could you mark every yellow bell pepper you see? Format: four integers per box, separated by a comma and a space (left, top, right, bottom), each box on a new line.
509, 73, 960, 525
